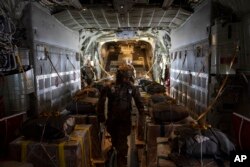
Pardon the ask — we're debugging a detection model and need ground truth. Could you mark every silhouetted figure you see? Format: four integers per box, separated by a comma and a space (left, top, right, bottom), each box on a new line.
97, 64, 144, 167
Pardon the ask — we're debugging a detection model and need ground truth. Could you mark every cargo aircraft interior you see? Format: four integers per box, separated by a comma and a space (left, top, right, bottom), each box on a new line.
1, 0, 250, 167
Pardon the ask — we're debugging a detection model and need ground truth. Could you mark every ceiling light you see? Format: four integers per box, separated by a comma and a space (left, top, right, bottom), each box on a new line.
120, 5, 124, 9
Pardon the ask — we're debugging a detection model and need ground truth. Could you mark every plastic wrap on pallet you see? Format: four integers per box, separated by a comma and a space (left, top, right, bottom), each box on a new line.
155, 138, 229, 167
168, 153, 226, 167
9, 124, 92, 167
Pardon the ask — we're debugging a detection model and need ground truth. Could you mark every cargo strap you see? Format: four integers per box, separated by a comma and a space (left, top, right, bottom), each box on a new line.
197, 42, 239, 122
66, 54, 76, 70
146, 58, 157, 75
170, 53, 187, 89
75, 125, 93, 161
160, 124, 165, 137
59, 142, 66, 167
46, 53, 65, 83
70, 136, 86, 167
97, 61, 111, 77
60, 125, 92, 167
20, 126, 92, 167
160, 123, 175, 138
21, 140, 31, 162
15, 48, 34, 90
239, 117, 244, 150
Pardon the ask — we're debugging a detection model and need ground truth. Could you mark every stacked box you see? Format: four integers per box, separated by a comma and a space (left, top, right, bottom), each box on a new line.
146, 146, 157, 167
145, 122, 178, 147
71, 115, 102, 159
145, 121, 172, 167
157, 137, 171, 158
145, 116, 195, 143
71, 114, 100, 132
156, 137, 175, 167
9, 124, 92, 167
145, 120, 183, 167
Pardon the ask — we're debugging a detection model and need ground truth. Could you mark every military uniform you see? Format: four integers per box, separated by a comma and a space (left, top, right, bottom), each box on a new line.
81, 64, 96, 86
97, 78, 144, 166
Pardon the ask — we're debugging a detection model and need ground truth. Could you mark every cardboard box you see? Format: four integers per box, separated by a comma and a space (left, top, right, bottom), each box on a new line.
146, 137, 172, 167
144, 122, 178, 167
71, 115, 102, 159
157, 137, 171, 158
156, 137, 174, 167
144, 116, 194, 147
9, 124, 92, 167
71, 114, 99, 132
145, 122, 177, 147
145, 146, 157, 167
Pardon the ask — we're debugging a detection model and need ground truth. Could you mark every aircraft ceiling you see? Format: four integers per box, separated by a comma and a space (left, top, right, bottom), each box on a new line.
37, 0, 204, 31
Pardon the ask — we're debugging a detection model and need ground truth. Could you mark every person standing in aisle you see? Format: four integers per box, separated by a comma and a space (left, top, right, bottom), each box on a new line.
97, 64, 145, 167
